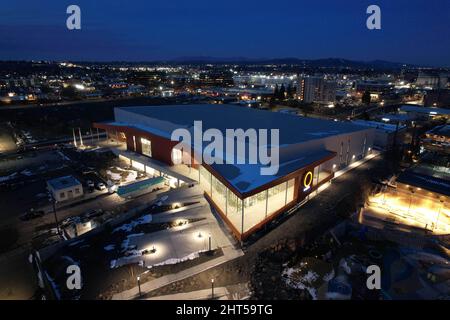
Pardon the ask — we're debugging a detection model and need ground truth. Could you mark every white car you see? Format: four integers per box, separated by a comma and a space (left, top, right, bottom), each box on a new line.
96, 182, 106, 190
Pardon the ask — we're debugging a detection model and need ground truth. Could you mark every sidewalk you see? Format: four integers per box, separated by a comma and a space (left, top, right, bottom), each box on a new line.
112, 245, 243, 300
146, 287, 229, 300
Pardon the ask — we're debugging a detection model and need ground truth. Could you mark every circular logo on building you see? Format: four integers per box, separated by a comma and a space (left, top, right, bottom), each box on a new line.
303, 171, 313, 190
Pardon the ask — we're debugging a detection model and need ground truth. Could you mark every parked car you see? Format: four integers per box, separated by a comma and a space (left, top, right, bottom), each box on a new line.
82, 209, 103, 219
20, 209, 45, 221
86, 180, 95, 188
96, 182, 106, 190
60, 216, 80, 228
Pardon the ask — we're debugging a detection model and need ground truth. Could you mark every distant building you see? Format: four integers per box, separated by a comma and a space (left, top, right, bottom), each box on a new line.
396, 166, 450, 200
354, 80, 393, 94
352, 120, 406, 150
390, 164, 450, 233
297, 76, 336, 104
399, 105, 450, 120
421, 125, 450, 155
424, 89, 450, 108
47, 175, 83, 202
415, 72, 448, 89
233, 74, 296, 88
373, 113, 413, 126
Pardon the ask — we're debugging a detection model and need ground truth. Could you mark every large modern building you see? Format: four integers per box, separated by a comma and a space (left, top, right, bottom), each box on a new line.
415, 72, 448, 90
366, 161, 450, 235
352, 120, 406, 150
94, 104, 375, 241
297, 76, 337, 104
421, 124, 450, 155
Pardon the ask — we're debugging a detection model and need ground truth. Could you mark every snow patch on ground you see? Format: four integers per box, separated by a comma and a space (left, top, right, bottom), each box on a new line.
20, 169, 33, 176
106, 170, 122, 181
113, 215, 152, 233
283, 267, 319, 300
57, 151, 71, 161
106, 167, 138, 184
110, 252, 142, 269
68, 239, 85, 247
104, 244, 116, 251
120, 233, 145, 252
111, 249, 206, 269
150, 250, 204, 268
0, 172, 18, 182
339, 258, 352, 275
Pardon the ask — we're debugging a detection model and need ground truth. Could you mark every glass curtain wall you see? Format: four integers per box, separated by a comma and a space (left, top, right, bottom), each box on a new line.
313, 164, 332, 185
199, 165, 295, 235
242, 178, 295, 233
141, 138, 152, 157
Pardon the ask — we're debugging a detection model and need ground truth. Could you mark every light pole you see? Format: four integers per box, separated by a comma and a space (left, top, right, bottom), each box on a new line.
435, 199, 444, 231
211, 278, 214, 300
407, 188, 415, 215
137, 276, 142, 298
208, 233, 212, 253
49, 192, 61, 237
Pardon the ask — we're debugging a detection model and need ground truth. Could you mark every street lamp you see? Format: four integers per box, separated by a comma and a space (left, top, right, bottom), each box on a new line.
407, 188, 415, 215
435, 198, 445, 231
208, 233, 212, 253
211, 278, 214, 299
137, 276, 142, 297
48, 192, 61, 237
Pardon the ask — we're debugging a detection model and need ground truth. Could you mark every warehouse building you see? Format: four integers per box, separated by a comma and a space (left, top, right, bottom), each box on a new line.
352, 120, 406, 150
421, 124, 450, 155
47, 175, 83, 202
94, 104, 375, 240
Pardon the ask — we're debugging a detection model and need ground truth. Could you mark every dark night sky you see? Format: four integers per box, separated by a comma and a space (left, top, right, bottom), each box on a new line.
0, 0, 449, 66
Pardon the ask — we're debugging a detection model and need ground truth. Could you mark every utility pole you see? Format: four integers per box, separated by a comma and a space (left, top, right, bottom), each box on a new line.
78, 128, 84, 147
49, 193, 61, 237
208, 233, 212, 253
436, 199, 444, 231
72, 128, 77, 147
392, 120, 399, 149
137, 276, 142, 298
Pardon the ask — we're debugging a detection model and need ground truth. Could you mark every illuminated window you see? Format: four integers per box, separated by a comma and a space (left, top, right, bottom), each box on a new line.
141, 138, 152, 157
171, 148, 182, 164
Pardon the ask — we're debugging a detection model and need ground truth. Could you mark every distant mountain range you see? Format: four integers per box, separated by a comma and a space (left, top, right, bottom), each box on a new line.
166, 56, 415, 69
0, 57, 424, 70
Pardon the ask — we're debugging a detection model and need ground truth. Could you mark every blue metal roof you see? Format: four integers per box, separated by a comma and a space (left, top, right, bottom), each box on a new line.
117, 104, 373, 146
397, 171, 450, 196
47, 175, 81, 190
211, 149, 335, 193
400, 105, 450, 116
